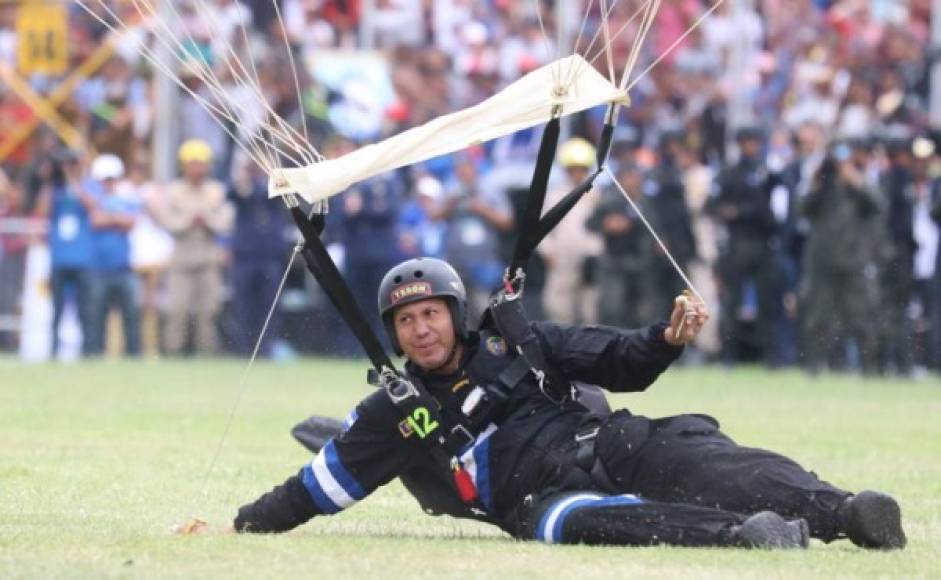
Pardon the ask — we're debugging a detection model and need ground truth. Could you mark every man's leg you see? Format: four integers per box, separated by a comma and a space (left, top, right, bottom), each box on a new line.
515, 491, 807, 548
595, 412, 850, 542
117, 271, 141, 356
163, 267, 191, 355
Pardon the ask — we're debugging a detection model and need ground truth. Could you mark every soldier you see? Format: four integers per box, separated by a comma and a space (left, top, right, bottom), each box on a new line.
154, 140, 234, 355
646, 131, 697, 320
540, 138, 603, 325
587, 163, 656, 328
799, 139, 884, 374
707, 126, 779, 364
878, 134, 917, 376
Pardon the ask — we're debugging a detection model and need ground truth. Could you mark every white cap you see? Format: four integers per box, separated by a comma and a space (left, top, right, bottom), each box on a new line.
91, 154, 125, 181
416, 175, 443, 200
461, 21, 488, 45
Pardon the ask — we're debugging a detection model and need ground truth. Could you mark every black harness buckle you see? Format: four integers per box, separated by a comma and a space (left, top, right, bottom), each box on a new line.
381, 371, 420, 404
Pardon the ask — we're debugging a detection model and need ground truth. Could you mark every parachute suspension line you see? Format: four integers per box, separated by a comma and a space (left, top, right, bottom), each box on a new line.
125, 0, 283, 168
227, 0, 290, 166
604, 166, 706, 305
270, 0, 314, 150
74, 0, 280, 173
508, 116, 562, 281
561, 0, 596, 91
105, 0, 316, 168
618, 0, 661, 92
625, 0, 725, 93
183, 0, 316, 165
175, 0, 315, 165
134, 0, 317, 167
570, 0, 648, 89
194, 242, 301, 501
96, 0, 300, 170
599, 0, 617, 85
532, 0, 561, 94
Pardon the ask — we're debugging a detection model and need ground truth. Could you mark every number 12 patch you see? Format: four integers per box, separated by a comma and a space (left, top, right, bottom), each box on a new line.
398, 407, 439, 439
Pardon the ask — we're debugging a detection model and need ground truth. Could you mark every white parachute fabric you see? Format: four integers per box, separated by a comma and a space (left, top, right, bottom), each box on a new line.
268, 54, 627, 204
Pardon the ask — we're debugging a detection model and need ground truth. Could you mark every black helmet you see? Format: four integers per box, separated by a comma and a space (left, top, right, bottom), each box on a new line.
378, 257, 468, 355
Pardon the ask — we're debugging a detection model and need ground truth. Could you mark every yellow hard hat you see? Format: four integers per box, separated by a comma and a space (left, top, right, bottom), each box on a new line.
178, 139, 214, 164
558, 138, 596, 169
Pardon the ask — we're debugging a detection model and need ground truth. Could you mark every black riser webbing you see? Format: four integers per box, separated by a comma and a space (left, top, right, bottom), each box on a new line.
533, 170, 600, 244
289, 207, 393, 373
509, 117, 561, 275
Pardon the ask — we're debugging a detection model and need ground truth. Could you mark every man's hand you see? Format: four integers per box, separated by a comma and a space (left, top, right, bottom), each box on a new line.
174, 518, 234, 535
663, 292, 709, 346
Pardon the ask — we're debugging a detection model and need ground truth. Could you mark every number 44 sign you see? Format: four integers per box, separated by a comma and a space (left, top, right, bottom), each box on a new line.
17, 2, 69, 75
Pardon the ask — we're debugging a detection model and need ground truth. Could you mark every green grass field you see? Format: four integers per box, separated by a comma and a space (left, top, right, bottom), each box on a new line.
1, 358, 939, 579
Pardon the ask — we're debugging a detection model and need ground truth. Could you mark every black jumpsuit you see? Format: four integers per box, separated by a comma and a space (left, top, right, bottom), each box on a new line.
234, 321, 849, 545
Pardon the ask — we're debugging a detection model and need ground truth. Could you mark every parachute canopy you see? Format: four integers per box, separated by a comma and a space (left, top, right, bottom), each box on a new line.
268, 54, 627, 204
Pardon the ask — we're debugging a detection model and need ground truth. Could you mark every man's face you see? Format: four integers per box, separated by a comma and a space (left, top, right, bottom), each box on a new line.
566, 166, 590, 183
740, 138, 762, 159
393, 297, 457, 372
183, 160, 209, 183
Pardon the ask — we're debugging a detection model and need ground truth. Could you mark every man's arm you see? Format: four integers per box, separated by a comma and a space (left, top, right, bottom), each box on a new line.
234, 392, 411, 533
533, 321, 680, 393
533, 295, 707, 393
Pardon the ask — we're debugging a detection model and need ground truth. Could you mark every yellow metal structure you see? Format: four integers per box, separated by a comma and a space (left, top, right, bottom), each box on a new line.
16, 2, 69, 75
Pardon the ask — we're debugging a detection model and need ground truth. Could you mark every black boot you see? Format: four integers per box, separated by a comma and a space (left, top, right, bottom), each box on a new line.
731, 511, 810, 549
839, 491, 906, 550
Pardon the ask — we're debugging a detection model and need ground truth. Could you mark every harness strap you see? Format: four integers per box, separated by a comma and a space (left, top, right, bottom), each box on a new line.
289, 207, 394, 374
496, 357, 532, 394
507, 114, 617, 287
489, 292, 571, 404
509, 116, 561, 277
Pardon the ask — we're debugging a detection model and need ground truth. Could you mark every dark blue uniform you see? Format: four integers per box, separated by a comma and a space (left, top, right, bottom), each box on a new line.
235, 319, 850, 545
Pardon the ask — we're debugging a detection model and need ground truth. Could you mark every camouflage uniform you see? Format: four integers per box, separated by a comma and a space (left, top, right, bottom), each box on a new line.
799, 159, 884, 373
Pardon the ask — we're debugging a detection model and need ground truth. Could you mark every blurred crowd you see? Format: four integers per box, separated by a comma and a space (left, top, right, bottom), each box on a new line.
2, 0, 941, 377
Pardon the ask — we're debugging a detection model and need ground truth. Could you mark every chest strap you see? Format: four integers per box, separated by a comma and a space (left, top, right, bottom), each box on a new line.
380, 370, 483, 506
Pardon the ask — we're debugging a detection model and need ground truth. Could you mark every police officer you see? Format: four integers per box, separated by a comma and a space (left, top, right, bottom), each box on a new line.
707, 126, 779, 364
878, 134, 918, 376
646, 130, 697, 319
223, 257, 905, 550
586, 163, 657, 328
799, 138, 884, 374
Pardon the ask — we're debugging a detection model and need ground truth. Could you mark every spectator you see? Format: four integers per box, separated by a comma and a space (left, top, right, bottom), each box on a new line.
126, 158, 173, 359
708, 127, 780, 364
587, 163, 656, 328
437, 153, 513, 319
540, 138, 602, 325
77, 57, 150, 168
676, 138, 720, 358
799, 139, 883, 374
155, 140, 234, 356
646, 132, 697, 321
86, 154, 141, 357
398, 174, 447, 259
228, 154, 291, 357
34, 150, 95, 358
909, 138, 939, 372
330, 168, 406, 353
0, 168, 27, 349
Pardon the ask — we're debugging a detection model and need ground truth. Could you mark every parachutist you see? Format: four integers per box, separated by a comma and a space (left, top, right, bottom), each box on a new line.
233, 258, 905, 550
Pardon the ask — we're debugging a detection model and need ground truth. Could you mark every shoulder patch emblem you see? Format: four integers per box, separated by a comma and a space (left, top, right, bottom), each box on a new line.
485, 336, 508, 357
